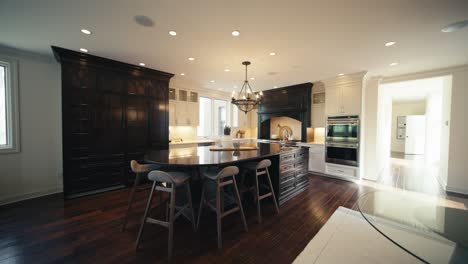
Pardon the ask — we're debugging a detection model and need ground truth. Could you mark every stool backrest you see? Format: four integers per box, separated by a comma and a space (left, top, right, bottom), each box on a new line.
216, 166, 239, 179
130, 160, 160, 174
256, 159, 272, 169
148, 170, 176, 184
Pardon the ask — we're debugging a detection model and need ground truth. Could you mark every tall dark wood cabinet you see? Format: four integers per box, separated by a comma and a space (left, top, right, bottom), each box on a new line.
53, 46, 174, 198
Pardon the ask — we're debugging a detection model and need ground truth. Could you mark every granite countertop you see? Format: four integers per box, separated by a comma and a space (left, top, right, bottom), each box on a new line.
169, 139, 215, 145
145, 142, 303, 166
169, 138, 256, 145
298, 141, 325, 146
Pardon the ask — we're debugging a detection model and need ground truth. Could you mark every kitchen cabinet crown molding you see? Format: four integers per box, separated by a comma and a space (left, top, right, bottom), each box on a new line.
321, 71, 367, 86
52, 46, 174, 81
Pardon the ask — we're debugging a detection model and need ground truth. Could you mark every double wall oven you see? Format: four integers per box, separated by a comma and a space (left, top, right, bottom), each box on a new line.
325, 116, 359, 167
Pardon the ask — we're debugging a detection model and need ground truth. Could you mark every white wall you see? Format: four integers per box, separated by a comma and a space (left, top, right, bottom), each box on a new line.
362, 76, 381, 181
446, 69, 468, 194
0, 47, 62, 205
390, 101, 426, 153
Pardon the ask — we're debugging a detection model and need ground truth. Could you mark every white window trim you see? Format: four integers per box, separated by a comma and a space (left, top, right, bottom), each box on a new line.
0, 56, 20, 153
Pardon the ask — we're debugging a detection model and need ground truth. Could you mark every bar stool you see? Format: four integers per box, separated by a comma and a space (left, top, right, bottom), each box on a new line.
196, 166, 248, 249
241, 159, 279, 223
135, 170, 196, 261
122, 160, 161, 231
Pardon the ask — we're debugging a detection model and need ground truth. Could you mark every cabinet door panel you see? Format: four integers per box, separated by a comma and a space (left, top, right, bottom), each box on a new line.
126, 96, 149, 151
341, 84, 361, 115
93, 92, 124, 154
311, 105, 325, 128
325, 86, 341, 116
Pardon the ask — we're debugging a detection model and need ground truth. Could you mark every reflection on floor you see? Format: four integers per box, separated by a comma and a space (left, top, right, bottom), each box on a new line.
378, 152, 443, 196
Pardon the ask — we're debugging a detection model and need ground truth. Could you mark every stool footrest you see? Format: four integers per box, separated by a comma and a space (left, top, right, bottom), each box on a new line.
259, 192, 272, 200
146, 217, 169, 228
221, 207, 240, 218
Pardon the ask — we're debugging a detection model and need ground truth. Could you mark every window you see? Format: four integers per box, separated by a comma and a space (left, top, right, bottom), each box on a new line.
232, 104, 239, 127
197, 96, 229, 137
213, 99, 228, 136
197, 96, 212, 137
0, 57, 19, 153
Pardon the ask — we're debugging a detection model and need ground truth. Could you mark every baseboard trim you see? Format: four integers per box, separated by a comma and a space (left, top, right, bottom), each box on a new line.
445, 186, 468, 196
0, 186, 63, 206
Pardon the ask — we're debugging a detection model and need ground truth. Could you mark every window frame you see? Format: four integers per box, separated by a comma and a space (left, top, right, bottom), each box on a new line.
0, 56, 20, 153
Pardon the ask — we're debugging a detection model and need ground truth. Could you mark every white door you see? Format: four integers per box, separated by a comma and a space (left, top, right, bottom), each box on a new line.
405, 115, 426, 155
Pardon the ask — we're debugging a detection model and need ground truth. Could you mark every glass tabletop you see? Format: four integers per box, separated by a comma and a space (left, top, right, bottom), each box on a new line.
358, 191, 468, 263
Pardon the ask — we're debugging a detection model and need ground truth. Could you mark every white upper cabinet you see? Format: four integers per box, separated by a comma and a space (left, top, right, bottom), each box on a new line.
325, 85, 342, 116
311, 82, 326, 128
324, 72, 366, 117
169, 88, 199, 126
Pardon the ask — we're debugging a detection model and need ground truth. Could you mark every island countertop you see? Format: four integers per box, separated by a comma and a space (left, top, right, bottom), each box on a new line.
144, 142, 301, 166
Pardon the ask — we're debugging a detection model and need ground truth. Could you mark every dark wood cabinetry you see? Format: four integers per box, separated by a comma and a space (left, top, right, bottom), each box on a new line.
53, 46, 173, 198
277, 148, 309, 204
257, 83, 312, 141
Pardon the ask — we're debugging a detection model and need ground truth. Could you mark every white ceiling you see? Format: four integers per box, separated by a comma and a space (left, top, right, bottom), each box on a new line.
1, 0, 467, 91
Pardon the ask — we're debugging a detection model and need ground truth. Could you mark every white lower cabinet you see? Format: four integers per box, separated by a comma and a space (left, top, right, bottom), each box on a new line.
325, 163, 359, 180
308, 145, 325, 174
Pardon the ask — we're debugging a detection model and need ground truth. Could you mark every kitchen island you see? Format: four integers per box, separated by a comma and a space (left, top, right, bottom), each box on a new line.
145, 141, 309, 204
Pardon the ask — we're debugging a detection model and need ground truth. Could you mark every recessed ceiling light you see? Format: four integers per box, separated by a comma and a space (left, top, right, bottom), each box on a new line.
389, 62, 398, 66
441, 20, 468, 33
79, 48, 88, 53
250, 77, 255, 80
139, 62, 145, 66
180, 73, 185, 76
210, 80, 215, 83
385, 41, 396, 47
81, 29, 92, 35
224, 69, 230, 72
269, 52, 276, 56
188, 57, 195, 61
168, 30, 177, 36
231, 30, 240, 36
273, 86, 278, 88
338, 73, 344, 76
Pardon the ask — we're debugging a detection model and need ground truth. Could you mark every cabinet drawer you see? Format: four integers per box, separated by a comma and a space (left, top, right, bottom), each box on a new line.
295, 158, 307, 168
280, 170, 295, 181
280, 153, 295, 163
280, 163, 295, 173
326, 164, 358, 179
280, 180, 296, 195
295, 176, 309, 188
296, 167, 308, 177
296, 150, 307, 159
308, 145, 324, 153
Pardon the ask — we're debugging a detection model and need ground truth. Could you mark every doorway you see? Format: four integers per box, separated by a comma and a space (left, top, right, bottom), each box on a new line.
376, 76, 451, 195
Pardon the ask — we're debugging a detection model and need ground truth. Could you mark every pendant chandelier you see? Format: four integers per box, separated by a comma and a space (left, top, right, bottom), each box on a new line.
231, 61, 263, 114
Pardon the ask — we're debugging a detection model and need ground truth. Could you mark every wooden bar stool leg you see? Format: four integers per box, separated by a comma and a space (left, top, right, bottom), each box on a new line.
232, 175, 248, 232
185, 181, 196, 231
254, 169, 262, 223
216, 181, 223, 249
168, 185, 176, 261
135, 181, 157, 250
196, 180, 207, 230
123, 173, 141, 231
266, 168, 280, 213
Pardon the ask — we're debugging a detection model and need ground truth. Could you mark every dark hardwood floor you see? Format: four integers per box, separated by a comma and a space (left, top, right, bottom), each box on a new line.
0, 175, 373, 264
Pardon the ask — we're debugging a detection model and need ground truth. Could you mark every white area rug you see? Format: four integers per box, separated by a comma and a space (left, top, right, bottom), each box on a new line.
293, 206, 421, 264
